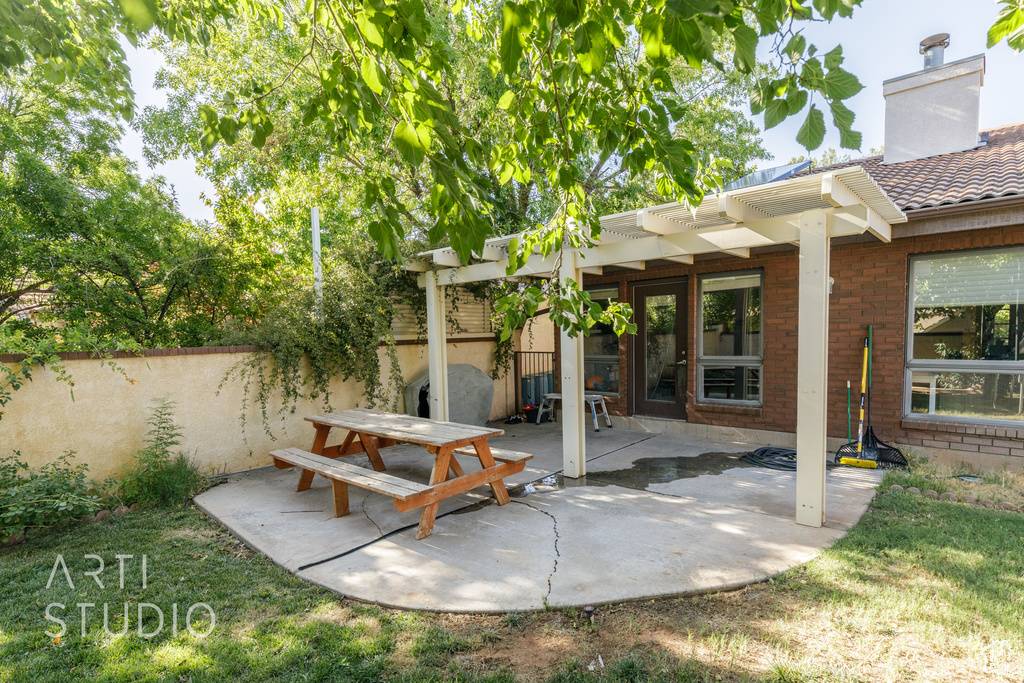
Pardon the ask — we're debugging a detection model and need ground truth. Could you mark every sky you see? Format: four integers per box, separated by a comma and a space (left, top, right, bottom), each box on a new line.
118, 0, 1024, 223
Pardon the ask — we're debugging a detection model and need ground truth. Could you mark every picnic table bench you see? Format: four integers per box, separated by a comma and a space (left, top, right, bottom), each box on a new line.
270, 408, 531, 539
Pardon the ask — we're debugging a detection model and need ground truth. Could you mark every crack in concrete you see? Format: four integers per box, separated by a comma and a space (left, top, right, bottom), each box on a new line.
360, 497, 384, 538
512, 499, 560, 601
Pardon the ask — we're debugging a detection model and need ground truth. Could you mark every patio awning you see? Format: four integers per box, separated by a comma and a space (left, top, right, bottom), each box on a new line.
406, 166, 905, 529
408, 166, 905, 281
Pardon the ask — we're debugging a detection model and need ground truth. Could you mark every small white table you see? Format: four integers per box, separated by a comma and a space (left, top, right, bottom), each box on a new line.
536, 393, 613, 431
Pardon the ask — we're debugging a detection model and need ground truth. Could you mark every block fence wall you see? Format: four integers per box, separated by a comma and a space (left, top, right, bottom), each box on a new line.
1, 338, 511, 483
574, 222, 1024, 471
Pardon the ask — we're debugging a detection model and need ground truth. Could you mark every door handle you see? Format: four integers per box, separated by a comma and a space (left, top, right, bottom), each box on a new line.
676, 360, 687, 366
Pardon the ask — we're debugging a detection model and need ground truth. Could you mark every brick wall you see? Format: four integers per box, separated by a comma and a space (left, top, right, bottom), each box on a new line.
578, 222, 1024, 469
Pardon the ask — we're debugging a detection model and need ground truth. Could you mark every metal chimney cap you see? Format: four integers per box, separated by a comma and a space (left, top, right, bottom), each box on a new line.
920, 33, 950, 53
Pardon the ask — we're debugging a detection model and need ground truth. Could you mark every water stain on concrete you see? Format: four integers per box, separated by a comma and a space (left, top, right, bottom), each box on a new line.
587, 452, 754, 489
504, 452, 753, 500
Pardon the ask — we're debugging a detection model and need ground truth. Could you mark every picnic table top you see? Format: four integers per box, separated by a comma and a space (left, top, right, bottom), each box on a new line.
305, 408, 504, 449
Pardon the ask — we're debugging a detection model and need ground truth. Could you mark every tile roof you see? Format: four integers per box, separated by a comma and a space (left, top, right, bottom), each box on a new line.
796, 121, 1024, 212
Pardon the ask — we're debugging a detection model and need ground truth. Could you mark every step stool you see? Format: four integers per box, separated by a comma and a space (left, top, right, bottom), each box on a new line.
536, 393, 613, 432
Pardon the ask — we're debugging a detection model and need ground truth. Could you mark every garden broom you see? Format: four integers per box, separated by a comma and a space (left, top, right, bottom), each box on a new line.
835, 326, 909, 470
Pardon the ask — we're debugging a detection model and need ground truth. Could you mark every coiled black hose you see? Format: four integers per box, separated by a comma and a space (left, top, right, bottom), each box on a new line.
741, 447, 801, 471
743, 446, 845, 471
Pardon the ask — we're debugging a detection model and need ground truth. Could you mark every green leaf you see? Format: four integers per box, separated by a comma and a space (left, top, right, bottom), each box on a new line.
497, 90, 515, 110
796, 104, 826, 151
552, 0, 584, 27
117, 0, 158, 32
198, 105, 219, 126
988, 0, 1024, 48
664, 0, 720, 20
838, 126, 862, 150
499, 3, 527, 76
801, 57, 824, 86
829, 100, 861, 149
357, 11, 386, 48
784, 33, 806, 62
640, 13, 670, 62
360, 57, 385, 95
828, 99, 854, 130
393, 120, 427, 166
823, 44, 844, 70
822, 68, 862, 100
251, 126, 267, 149
499, 162, 515, 184
786, 88, 808, 114
763, 98, 788, 129
749, 79, 772, 115
575, 21, 608, 75
731, 23, 757, 73
218, 117, 238, 145
662, 14, 714, 67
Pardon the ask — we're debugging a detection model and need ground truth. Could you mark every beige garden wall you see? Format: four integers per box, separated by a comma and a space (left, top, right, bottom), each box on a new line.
1, 339, 509, 484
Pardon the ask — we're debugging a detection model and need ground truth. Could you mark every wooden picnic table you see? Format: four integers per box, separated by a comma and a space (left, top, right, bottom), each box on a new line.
270, 408, 531, 539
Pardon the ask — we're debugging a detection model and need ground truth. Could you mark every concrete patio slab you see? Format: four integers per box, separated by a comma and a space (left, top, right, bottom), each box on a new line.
194, 422, 882, 612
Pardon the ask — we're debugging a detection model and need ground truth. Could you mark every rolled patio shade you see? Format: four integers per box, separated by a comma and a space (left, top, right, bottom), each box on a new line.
914, 248, 1024, 307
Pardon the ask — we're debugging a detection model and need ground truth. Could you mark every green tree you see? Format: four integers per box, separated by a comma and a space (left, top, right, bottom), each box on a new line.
139, 3, 769, 245
2, 153, 278, 346
5, 0, 1022, 338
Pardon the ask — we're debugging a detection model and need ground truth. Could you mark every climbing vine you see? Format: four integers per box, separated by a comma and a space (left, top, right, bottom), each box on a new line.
222, 252, 411, 437
219, 240, 541, 439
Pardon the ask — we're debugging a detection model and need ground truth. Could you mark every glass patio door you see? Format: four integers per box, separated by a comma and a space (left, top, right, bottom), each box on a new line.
632, 279, 688, 419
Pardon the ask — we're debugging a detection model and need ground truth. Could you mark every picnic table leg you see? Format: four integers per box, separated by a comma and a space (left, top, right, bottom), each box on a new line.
297, 424, 332, 492
331, 480, 350, 517
473, 439, 511, 505
448, 454, 466, 479
320, 430, 359, 459
357, 433, 388, 472
417, 445, 454, 540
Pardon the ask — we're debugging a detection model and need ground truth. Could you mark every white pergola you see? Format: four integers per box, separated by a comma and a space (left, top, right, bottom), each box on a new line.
408, 167, 905, 527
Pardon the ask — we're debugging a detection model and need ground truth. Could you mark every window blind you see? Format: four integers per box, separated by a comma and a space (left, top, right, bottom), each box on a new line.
914, 249, 1024, 307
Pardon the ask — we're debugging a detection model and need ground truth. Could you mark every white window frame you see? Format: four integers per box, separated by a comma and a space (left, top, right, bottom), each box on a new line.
903, 247, 1024, 426
697, 270, 764, 406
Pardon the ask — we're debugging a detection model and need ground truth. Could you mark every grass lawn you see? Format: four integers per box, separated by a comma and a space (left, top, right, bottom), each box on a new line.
1, 477, 1023, 682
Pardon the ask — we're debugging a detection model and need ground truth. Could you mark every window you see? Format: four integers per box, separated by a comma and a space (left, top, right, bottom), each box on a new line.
698, 272, 762, 404
906, 248, 1024, 424
582, 286, 620, 394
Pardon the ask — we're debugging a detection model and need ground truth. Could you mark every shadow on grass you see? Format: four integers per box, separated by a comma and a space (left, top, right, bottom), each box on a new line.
2, 491, 1022, 682
0, 510, 404, 682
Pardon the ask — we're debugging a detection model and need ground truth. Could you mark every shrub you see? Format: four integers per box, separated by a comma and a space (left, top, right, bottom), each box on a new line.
0, 452, 101, 540
118, 399, 207, 508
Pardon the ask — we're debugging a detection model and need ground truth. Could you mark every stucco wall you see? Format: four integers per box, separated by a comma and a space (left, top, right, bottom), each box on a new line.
1, 339, 508, 484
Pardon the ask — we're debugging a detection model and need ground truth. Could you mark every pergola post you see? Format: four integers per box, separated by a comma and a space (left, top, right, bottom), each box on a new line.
796, 209, 831, 527
424, 270, 450, 421
559, 249, 587, 478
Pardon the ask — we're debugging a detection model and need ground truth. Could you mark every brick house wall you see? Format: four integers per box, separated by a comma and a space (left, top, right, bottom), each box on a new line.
571, 221, 1024, 469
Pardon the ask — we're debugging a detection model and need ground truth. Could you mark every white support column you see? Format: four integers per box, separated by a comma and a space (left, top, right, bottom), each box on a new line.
424, 270, 450, 421
559, 249, 587, 478
796, 210, 831, 527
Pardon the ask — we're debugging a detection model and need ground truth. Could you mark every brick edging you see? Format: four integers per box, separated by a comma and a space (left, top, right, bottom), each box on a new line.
901, 418, 1024, 441
1, 336, 500, 364
0, 346, 260, 363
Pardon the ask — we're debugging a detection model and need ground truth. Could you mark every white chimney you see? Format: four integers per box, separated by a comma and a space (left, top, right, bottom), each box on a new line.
882, 34, 985, 164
